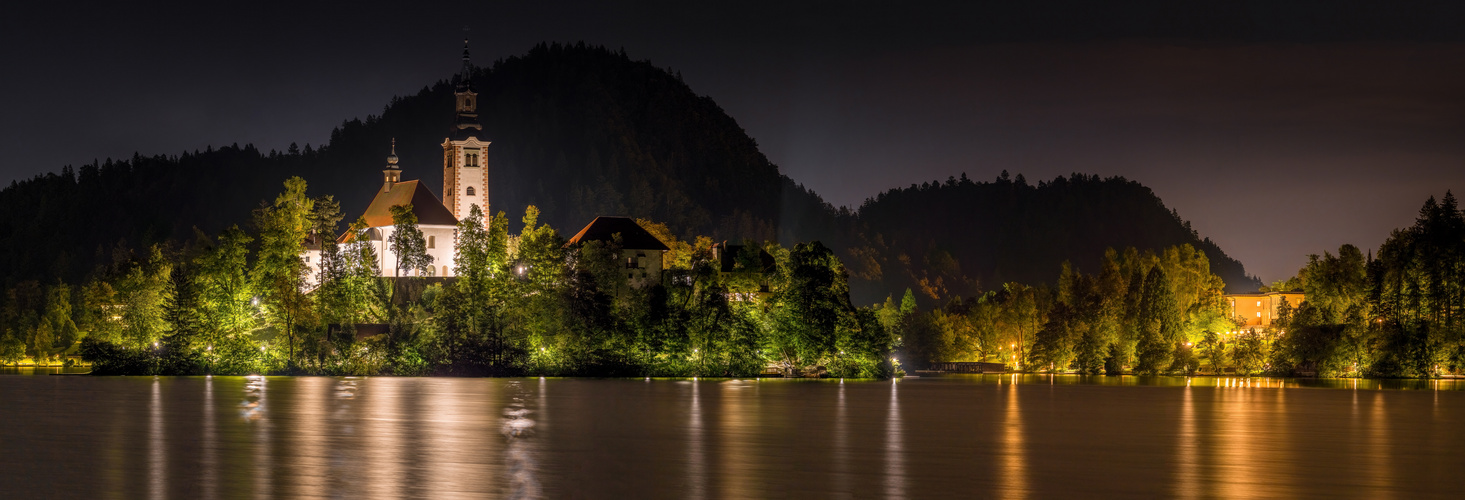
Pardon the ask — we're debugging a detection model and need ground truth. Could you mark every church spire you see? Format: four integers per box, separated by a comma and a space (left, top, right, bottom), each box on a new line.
451, 38, 482, 136
457, 38, 474, 93
382, 138, 401, 193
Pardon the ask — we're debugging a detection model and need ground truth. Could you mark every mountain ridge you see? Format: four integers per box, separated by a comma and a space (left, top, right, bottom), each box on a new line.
0, 42, 1260, 302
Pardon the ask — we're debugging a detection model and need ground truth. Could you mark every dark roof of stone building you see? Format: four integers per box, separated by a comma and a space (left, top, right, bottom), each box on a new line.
564, 216, 670, 251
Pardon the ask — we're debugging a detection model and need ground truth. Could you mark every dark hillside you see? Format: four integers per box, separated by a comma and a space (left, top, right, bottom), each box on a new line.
843, 173, 1260, 304
324, 42, 837, 244
0, 43, 1255, 303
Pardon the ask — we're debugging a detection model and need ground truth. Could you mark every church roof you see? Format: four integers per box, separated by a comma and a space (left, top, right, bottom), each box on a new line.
359, 180, 459, 228
564, 216, 670, 251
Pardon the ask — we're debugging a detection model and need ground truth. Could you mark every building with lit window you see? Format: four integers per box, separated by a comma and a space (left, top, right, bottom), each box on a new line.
1224, 291, 1305, 329
564, 216, 669, 288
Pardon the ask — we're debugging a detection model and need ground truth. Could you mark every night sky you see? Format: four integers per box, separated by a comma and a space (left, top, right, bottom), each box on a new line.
5, 1, 1464, 283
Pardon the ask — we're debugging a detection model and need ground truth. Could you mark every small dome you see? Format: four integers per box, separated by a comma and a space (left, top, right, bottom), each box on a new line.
386, 138, 400, 167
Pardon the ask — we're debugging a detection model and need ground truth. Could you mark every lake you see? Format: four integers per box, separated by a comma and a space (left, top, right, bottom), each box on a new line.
2, 371, 1463, 499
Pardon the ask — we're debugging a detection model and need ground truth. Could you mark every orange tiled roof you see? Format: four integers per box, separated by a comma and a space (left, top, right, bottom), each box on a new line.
358, 180, 458, 228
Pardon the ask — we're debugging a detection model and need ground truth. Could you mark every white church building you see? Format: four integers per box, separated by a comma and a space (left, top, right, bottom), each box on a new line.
308, 40, 491, 280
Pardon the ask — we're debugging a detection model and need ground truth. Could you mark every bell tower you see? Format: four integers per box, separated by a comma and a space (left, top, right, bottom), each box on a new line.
442, 38, 490, 224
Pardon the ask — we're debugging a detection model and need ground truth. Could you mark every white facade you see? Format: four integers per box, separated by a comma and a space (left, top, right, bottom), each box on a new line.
358, 224, 457, 278
443, 135, 491, 222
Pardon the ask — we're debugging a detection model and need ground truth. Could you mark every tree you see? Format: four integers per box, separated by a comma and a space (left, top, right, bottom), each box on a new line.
1134, 266, 1178, 374
114, 247, 172, 349
251, 177, 316, 368
1233, 329, 1267, 375
767, 241, 856, 375
159, 262, 206, 374
388, 204, 432, 277
195, 226, 255, 338
41, 283, 80, 354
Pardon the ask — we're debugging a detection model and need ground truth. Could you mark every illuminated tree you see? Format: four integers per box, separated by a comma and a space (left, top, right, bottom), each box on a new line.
388, 204, 432, 277
251, 177, 316, 368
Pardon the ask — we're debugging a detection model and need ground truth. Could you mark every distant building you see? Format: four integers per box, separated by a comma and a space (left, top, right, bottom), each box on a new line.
1224, 291, 1305, 330
565, 216, 670, 287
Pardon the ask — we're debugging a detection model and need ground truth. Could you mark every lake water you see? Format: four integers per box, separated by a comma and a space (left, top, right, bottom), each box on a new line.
3, 372, 1464, 499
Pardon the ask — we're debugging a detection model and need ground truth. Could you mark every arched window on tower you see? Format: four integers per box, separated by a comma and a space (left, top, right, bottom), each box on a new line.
466, 186, 475, 196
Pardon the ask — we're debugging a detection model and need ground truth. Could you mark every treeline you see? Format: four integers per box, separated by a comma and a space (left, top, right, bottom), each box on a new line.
846, 172, 1259, 306
1264, 192, 1465, 378
0, 42, 1257, 313
1, 178, 900, 378
899, 244, 1234, 375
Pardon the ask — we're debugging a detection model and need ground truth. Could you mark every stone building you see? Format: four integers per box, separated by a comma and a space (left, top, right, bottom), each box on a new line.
564, 216, 670, 288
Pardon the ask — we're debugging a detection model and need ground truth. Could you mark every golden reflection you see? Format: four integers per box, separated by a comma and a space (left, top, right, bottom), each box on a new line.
423, 378, 498, 497
834, 381, 849, 496
329, 377, 360, 494
688, 380, 706, 500
1367, 391, 1393, 499
290, 377, 328, 498
502, 380, 542, 499
1214, 381, 1294, 498
885, 380, 906, 499
364, 378, 400, 500
244, 375, 271, 500
150, 377, 165, 500
202, 377, 216, 500
719, 380, 756, 499
1174, 386, 1199, 500
1000, 377, 1027, 499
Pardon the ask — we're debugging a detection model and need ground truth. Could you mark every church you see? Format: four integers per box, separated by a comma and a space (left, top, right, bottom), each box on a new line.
307, 40, 669, 284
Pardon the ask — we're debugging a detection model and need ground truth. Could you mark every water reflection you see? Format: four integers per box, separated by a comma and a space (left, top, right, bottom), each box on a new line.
687, 380, 705, 500
719, 380, 756, 499
1175, 384, 1198, 500
4, 375, 1465, 498
149, 378, 164, 500
1001, 374, 1027, 499
834, 381, 849, 495
885, 380, 905, 499
503, 380, 541, 499
202, 376, 216, 500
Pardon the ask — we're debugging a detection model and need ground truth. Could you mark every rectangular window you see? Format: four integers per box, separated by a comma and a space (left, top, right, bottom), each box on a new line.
1256, 301, 1261, 307
1256, 312, 1262, 318
428, 236, 436, 249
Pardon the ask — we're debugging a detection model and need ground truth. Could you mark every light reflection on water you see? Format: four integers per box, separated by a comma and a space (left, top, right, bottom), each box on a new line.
2, 374, 1465, 498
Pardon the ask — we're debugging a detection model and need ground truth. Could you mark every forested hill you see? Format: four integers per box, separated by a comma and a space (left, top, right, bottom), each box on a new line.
0, 42, 1257, 302
841, 172, 1260, 304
